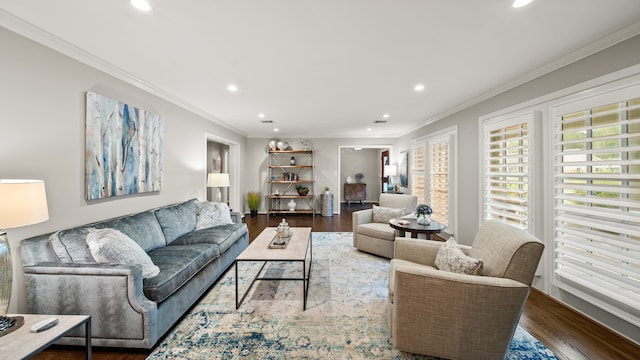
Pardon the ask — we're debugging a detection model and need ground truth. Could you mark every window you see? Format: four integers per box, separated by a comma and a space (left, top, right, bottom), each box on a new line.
411, 146, 425, 202
482, 112, 537, 230
411, 126, 457, 234
429, 138, 449, 226
551, 86, 640, 321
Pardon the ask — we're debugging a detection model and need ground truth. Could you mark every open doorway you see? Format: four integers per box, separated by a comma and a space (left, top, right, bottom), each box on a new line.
205, 133, 240, 211
338, 144, 393, 213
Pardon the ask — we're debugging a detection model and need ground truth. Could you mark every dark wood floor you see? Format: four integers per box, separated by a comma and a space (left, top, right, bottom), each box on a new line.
33, 203, 639, 359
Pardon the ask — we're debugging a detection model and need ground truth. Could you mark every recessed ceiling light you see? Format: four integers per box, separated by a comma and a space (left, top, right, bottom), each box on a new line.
258, 113, 265, 118
414, 84, 425, 92
273, 128, 279, 132
512, 0, 533, 8
367, 128, 372, 132
130, 0, 151, 12
227, 84, 238, 93
383, 113, 390, 118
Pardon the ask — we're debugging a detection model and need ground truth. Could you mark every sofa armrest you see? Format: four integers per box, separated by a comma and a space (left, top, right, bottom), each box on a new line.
23, 262, 158, 344
230, 211, 244, 224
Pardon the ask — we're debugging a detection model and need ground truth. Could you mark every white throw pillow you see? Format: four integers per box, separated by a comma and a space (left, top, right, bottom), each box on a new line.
434, 237, 483, 275
86, 228, 160, 278
372, 205, 407, 223
195, 201, 234, 229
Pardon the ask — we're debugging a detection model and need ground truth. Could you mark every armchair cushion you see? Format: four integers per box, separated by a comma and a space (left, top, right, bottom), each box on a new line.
372, 205, 407, 223
434, 237, 483, 275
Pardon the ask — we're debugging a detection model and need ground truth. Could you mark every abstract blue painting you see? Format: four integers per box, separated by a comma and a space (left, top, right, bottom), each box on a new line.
85, 92, 163, 200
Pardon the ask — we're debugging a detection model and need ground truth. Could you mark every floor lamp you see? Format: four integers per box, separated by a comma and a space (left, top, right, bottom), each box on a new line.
207, 173, 230, 203
0, 179, 49, 335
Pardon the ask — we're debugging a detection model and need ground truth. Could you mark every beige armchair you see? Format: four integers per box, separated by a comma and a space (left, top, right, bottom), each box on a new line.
388, 220, 544, 359
352, 193, 417, 258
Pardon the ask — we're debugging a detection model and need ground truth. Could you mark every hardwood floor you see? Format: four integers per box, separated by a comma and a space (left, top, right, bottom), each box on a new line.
33, 203, 639, 359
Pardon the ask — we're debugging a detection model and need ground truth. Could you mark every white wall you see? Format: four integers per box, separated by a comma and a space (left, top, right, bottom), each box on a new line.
397, 34, 640, 344
0, 27, 247, 313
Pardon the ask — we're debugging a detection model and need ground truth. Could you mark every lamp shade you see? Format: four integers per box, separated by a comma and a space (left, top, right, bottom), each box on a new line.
384, 165, 397, 176
0, 179, 49, 229
207, 173, 230, 188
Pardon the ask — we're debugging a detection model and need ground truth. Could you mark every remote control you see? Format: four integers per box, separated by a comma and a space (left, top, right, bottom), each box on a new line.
30, 318, 59, 333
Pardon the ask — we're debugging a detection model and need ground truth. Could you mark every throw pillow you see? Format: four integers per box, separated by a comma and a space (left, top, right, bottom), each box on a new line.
434, 237, 483, 275
195, 201, 234, 229
85, 228, 160, 279
372, 205, 406, 223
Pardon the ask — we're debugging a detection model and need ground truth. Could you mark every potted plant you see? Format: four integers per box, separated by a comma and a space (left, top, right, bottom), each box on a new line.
247, 191, 261, 217
324, 186, 331, 194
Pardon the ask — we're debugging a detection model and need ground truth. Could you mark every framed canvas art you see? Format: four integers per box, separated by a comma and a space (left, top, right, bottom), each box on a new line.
399, 151, 408, 187
85, 92, 163, 200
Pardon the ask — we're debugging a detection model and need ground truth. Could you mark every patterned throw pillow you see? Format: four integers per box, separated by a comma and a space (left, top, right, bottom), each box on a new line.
372, 205, 407, 223
86, 228, 160, 279
434, 237, 483, 275
195, 201, 234, 229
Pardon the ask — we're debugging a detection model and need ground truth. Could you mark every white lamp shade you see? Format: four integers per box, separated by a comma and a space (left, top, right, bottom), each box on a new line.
384, 165, 397, 176
207, 173, 230, 188
0, 179, 49, 229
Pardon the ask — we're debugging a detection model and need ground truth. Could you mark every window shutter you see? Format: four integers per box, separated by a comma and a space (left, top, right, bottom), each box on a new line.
482, 115, 532, 230
430, 140, 449, 226
553, 95, 640, 314
412, 145, 426, 202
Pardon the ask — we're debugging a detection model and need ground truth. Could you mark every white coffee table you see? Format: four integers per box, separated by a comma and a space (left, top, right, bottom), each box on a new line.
235, 227, 312, 310
0, 313, 91, 359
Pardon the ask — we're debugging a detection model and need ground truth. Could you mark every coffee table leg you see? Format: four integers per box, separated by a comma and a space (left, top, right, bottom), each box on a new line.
235, 261, 239, 309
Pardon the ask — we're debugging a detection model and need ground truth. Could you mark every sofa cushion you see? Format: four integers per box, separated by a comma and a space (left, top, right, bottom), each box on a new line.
154, 199, 197, 244
170, 223, 247, 254
54, 226, 96, 262
435, 237, 483, 275
372, 205, 407, 224
101, 210, 166, 252
357, 222, 396, 241
86, 228, 160, 278
144, 244, 220, 302
195, 201, 233, 229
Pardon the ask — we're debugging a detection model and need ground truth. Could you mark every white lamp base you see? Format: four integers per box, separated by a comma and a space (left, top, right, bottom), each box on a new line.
215, 187, 222, 203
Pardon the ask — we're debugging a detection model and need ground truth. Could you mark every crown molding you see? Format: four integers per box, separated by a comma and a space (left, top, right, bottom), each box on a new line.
0, 9, 248, 137
399, 19, 640, 138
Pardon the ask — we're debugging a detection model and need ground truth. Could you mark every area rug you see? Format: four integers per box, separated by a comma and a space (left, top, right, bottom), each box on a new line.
148, 232, 558, 359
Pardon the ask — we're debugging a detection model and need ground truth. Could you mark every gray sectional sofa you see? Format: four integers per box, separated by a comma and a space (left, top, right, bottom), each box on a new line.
19, 198, 249, 349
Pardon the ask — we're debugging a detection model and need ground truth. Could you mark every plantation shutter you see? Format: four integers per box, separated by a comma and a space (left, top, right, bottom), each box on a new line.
552, 94, 640, 313
430, 140, 449, 226
482, 114, 532, 230
412, 145, 426, 203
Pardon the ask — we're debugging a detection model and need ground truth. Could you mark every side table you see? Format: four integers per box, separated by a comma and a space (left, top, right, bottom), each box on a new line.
0, 314, 91, 360
320, 193, 333, 216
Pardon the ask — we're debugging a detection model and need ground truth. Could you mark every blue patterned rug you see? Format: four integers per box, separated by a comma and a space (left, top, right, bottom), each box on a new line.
148, 232, 558, 359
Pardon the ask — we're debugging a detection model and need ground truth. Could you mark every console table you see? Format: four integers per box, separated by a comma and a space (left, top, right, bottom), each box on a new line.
344, 183, 366, 205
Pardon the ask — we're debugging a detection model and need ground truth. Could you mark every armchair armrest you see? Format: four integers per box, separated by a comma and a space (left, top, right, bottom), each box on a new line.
352, 209, 373, 233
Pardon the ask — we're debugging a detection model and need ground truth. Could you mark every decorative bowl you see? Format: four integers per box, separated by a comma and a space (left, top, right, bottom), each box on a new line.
268, 139, 278, 151
297, 187, 309, 196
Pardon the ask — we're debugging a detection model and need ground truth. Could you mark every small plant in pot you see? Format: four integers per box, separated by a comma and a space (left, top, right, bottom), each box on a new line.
324, 186, 330, 194
247, 191, 261, 216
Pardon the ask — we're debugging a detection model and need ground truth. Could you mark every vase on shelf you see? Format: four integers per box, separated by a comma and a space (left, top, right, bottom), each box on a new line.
417, 214, 431, 225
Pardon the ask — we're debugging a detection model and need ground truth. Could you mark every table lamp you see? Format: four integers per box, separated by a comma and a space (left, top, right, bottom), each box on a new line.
207, 173, 230, 203
384, 165, 397, 192
0, 179, 49, 335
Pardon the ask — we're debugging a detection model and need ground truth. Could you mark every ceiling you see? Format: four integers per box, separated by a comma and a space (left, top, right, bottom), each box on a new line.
2, 1, 640, 139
